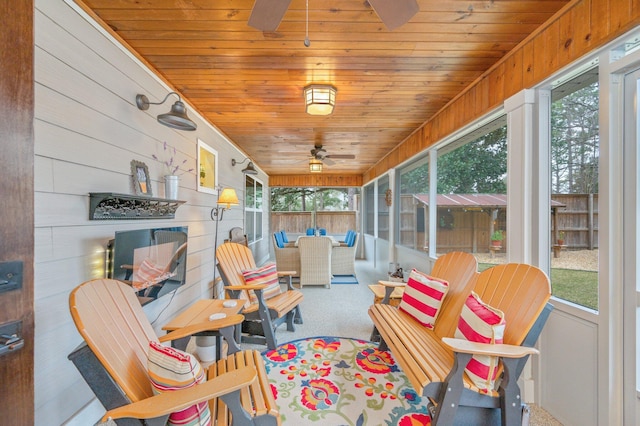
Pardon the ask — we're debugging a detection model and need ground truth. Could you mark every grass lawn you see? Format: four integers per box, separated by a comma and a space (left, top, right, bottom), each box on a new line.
479, 263, 598, 310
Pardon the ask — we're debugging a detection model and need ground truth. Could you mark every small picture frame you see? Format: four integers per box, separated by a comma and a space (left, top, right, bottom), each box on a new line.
197, 139, 218, 194
131, 160, 152, 196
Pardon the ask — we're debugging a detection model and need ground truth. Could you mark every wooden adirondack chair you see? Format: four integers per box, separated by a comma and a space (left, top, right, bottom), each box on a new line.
216, 242, 304, 350
68, 278, 280, 425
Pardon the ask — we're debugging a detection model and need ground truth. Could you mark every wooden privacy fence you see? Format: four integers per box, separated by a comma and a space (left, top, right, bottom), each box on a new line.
552, 194, 599, 250
398, 193, 598, 253
271, 211, 357, 235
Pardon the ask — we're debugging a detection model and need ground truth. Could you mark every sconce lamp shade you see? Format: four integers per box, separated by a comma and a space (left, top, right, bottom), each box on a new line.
136, 92, 197, 131
243, 162, 258, 175
232, 158, 258, 175
303, 84, 337, 116
309, 158, 323, 173
217, 188, 239, 209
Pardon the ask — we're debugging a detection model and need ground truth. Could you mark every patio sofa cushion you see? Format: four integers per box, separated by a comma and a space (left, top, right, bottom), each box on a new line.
455, 291, 506, 392
147, 340, 211, 426
398, 269, 449, 328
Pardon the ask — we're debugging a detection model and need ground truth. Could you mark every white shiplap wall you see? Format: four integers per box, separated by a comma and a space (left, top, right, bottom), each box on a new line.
34, 1, 270, 424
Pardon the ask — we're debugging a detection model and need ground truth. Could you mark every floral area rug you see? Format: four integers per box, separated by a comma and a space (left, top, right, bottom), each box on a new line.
262, 336, 432, 425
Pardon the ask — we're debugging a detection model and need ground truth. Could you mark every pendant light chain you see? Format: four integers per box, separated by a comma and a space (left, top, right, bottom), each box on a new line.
304, 0, 310, 47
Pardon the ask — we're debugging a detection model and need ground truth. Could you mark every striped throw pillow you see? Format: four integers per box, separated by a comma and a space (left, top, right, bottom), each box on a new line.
242, 262, 282, 304
398, 269, 449, 328
454, 292, 506, 393
148, 341, 211, 426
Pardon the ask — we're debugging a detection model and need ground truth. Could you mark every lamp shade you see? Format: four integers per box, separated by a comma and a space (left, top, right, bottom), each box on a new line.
217, 188, 239, 208
157, 100, 197, 131
242, 161, 258, 175
309, 158, 323, 173
136, 92, 197, 131
304, 84, 337, 116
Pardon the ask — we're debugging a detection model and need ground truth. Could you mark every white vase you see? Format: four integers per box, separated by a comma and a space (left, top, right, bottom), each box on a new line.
164, 175, 179, 199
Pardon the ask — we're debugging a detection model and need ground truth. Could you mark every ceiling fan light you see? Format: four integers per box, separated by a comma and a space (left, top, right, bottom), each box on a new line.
309, 158, 323, 173
304, 84, 337, 116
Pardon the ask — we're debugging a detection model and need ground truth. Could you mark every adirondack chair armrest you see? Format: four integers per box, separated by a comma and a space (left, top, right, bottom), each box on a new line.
158, 314, 245, 343
378, 280, 407, 288
101, 366, 257, 421
441, 337, 539, 359
225, 283, 269, 291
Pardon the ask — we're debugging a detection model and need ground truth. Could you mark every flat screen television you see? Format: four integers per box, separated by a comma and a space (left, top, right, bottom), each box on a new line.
106, 226, 188, 300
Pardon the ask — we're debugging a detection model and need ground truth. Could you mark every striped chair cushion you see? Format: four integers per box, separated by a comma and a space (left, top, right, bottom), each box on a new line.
148, 341, 211, 426
454, 291, 506, 393
242, 262, 282, 304
398, 269, 449, 328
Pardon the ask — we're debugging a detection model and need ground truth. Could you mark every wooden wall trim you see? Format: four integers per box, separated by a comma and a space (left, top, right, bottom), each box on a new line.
270, 174, 362, 188
364, 0, 640, 183
0, 0, 35, 423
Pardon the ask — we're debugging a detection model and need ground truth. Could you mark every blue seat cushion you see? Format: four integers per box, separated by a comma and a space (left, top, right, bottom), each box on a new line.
280, 230, 289, 243
319, 228, 327, 235
306, 228, 314, 236
347, 231, 356, 247
274, 232, 284, 248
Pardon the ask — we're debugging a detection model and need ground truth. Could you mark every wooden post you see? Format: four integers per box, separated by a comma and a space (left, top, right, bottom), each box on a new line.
588, 193, 594, 250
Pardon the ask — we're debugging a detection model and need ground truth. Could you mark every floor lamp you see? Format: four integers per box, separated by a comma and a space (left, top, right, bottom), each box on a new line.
211, 187, 239, 298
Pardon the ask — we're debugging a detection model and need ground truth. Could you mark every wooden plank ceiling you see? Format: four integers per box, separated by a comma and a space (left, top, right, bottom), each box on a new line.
78, 0, 569, 177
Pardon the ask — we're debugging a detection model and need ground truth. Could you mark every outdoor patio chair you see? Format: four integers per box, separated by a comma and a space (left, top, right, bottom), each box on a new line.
216, 242, 304, 350
272, 233, 301, 276
226, 226, 248, 246
68, 278, 280, 426
331, 232, 359, 275
298, 236, 333, 288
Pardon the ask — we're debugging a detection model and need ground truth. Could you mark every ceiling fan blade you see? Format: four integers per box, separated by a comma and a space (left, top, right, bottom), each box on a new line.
326, 154, 356, 160
322, 157, 335, 166
368, 0, 418, 31
248, 0, 292, 31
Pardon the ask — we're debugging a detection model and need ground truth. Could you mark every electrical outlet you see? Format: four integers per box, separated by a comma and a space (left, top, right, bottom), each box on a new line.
0, 261, 23, 293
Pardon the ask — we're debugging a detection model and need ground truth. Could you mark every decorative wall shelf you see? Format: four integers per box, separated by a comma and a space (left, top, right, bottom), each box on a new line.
89, 193, 185, 220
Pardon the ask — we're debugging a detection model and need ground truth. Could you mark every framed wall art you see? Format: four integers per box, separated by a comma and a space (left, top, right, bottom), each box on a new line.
131, 160, 152, 196
197, 139, 218, 194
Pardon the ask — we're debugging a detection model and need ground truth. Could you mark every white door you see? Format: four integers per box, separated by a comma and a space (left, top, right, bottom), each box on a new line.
623, 68, 640, 425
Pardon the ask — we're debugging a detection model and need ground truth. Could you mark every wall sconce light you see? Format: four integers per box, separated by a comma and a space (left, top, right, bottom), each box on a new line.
231, 158, 258, 175
303, 84, 337, 116
309, 158, 323, 173
136, 92, 197, 131
211, 187, 239, 221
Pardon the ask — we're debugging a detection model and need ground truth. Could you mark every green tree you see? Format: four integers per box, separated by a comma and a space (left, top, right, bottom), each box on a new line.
437, 126, 507, 194
271, 187, 352, 211
551, 81, 599, 194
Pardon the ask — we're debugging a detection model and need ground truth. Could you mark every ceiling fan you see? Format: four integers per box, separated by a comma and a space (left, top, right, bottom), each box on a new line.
310, 144, 355, 166
248, 0, 419, 32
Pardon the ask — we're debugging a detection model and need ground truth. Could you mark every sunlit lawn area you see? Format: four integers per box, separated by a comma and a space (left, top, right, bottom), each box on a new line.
479, 263, 598, 310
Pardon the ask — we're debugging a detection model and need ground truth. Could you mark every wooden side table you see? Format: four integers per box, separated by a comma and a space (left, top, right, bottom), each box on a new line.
368, 283, 405, 307
162, 299, 244, 362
